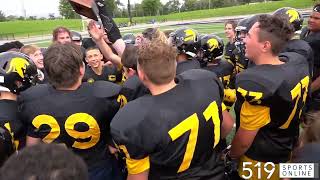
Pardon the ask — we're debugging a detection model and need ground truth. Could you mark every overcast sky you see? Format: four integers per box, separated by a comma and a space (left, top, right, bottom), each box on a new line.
0, 0, 170, 18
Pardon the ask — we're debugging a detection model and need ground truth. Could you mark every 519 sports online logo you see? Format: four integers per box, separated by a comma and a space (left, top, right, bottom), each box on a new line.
241, 162, 319, 179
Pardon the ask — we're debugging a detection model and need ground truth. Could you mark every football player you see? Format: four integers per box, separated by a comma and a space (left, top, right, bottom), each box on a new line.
0, 51, 38, 166
300, 3, 320, 111
199, 34, 235, 110
111, 41, 234, 180
19, 43, 124, 180
168, 27, 201, 74
229, 15, 310, 179
117, 45, 150, 107
83, 47, 122, 84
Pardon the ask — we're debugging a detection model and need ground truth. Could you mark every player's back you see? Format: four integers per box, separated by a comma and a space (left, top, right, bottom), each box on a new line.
19, 81, 121, 167
111, 78, 225, 180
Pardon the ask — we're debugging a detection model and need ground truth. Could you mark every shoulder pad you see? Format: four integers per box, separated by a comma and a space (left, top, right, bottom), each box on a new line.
122, 75, 142, 90
18, 84, 51, 103
279, 51, 309, 66
283, 39, 313, 59
236, 67, 283, 101
83, 81, 121, 98
178, 68, 218, 81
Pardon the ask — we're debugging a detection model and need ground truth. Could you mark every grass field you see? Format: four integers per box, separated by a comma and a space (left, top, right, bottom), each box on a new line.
0, 0, 314, 38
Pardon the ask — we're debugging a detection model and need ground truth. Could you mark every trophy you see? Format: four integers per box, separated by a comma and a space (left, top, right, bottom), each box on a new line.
68, 0, 113, 32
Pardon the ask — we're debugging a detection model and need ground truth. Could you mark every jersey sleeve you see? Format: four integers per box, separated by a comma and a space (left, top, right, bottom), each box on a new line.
111, 99, 156, 174
236, 74, 274, 130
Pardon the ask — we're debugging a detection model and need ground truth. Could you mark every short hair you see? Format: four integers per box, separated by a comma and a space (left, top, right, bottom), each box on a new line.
0, 143, 88, 180
257, 14, 294, 55
84, 46, 100, 57
122, 45, 138, 71
138, 40, 177, 85
44, 43, 83, 89
142, 28, 167, 43
52, 27, 71, 42
225, 20, 237, 31
20, 44, 40, 56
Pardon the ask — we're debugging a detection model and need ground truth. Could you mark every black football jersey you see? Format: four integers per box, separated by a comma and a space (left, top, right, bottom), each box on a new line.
19, 81, 121, 167
234, 52, 310, 163
202, 59, 234, 88
0, 100, 24, 150
117, 75, 150, 107
82, 65, 122, 84
224, 42, 236, 68
111, 78, 225, 180
176, 59, 201, 75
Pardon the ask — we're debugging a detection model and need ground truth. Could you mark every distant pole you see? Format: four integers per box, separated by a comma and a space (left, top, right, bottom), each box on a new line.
209, 0, 211, 9
21, 0, 26, 19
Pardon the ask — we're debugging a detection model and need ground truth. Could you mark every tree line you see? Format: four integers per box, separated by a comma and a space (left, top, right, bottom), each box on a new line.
0, 0, 291, 22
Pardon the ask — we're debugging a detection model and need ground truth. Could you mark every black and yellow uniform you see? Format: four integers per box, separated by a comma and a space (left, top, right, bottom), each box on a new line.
111, 78, 225, 180
83, 65, 122, 84
0, 100, 23, 166
224, 42, 236, 70
300, 27, 320, 110
203, 59, 235, 110
19, 82, 121, 169
117, 75, 150, 107
234, 52, 310, 179
176, 59, 201, 75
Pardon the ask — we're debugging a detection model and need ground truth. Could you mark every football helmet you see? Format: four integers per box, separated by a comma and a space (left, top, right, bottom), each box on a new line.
122, 33, 136, 44
200, 34, 224, 62
0, 52, 38, 94
169, 27, 200, 57
0, 126, 15, 167
273, 7, 303, 32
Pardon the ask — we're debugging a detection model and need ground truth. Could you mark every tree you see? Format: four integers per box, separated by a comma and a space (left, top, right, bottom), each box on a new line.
104, 0, 117, 16
59, 0, 81, 19
0, 10, 6, 22
141, 0, 161, 16
49, 13, 55, 20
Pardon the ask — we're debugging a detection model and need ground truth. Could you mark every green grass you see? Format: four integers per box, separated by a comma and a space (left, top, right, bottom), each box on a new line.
0, 19, 83, 38
115, 0, 314, 24
0, 0, 314, 38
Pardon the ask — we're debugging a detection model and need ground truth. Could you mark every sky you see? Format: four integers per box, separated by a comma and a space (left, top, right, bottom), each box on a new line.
0, 0, 170, 18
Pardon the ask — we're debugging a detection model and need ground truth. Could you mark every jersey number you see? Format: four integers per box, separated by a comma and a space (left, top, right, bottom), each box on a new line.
280, 76, 309, 129
32, 113, 100, 149
168, 101, 221, 173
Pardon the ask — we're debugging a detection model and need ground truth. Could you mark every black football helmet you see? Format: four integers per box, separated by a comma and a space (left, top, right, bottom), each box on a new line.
0, 52, 38, 94
122, 33, 136, 44
200, 34, 224, 62
273, 7, 303, 32
169, 27, 200, 57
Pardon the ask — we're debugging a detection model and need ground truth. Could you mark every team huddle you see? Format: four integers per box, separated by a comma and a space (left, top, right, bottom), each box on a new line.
0, 3, 320, 180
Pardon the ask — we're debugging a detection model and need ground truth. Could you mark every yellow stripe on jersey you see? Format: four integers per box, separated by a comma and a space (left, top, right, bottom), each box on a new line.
222, 103, 227, 111
240, 101, 271, 130
119, 145, 150, 174
238, 155, 280, 180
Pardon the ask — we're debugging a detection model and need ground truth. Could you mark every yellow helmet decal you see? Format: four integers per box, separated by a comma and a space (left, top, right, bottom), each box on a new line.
207, 38, 219, 52
286, 9, 300, 23
6, 57, 29, 78
184, 29, 196, 42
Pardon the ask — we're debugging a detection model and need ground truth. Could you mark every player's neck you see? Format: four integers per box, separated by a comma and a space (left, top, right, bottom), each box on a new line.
148, 80, 177, 96
0, 92, 17, 101
92, 65, 103, 75
255, 53, 284, 65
